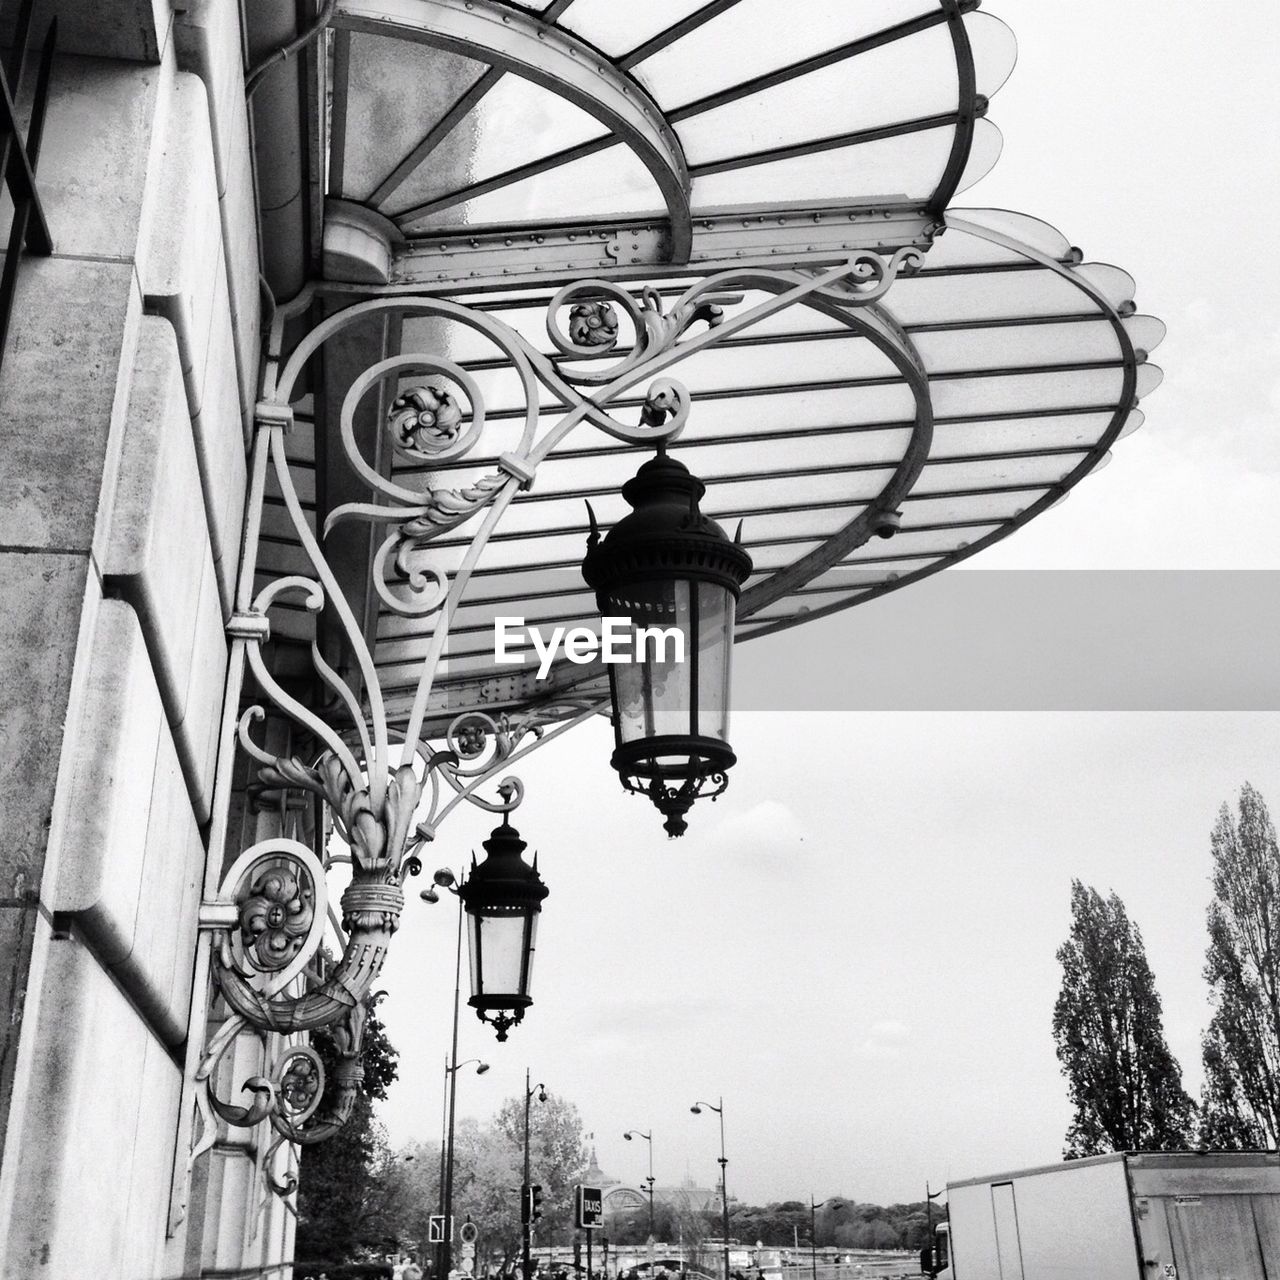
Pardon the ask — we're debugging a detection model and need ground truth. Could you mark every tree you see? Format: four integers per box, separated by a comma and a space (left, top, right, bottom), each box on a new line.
1052, 880, 1196, 1157
1200, 783, 1280, 1148
451, 1115, 528, 1270
492, 1090, 589, 1239
438, 1092, 589, 1271
295, 1007, 403, 1273
381, 1138, 443, 1256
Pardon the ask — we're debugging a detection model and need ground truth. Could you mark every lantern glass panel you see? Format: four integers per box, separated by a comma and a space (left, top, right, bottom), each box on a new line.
468, 909, 533, 1003
695, 581, 735, 742
609, 579, 692, 745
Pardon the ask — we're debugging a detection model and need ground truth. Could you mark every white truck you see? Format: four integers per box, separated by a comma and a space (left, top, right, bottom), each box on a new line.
923, 1151, 1280, 1280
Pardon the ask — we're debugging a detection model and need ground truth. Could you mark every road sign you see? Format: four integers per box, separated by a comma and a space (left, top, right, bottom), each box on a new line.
576, 1184, 603, 1229
428, 1215, 448, 1243
460, 1221, 479, 1245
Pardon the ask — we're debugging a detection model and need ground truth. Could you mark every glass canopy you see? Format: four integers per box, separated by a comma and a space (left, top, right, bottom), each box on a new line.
329, 0, 1014, 245
255, 1, 1164, 735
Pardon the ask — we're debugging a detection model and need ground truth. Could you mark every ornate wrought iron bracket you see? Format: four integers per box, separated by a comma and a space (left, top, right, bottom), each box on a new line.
169, 248, 927, 1231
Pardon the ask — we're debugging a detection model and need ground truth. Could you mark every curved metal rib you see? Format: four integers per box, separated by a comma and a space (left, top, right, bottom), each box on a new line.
928, 0, 980, 216
332, 0, 694, 260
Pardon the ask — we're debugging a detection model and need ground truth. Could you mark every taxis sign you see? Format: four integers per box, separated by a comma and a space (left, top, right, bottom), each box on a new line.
576, 1185, 603, 1229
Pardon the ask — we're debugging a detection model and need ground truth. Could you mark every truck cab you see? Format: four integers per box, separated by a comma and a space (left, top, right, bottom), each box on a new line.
920, 1223, 950, 1280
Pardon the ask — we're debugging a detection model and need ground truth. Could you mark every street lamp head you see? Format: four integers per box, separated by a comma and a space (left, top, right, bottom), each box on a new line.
433, 867, 457, 888
538, 1088, 547, 1103
582, 448, 752, 838
624, 1131, 633, 1140
457, 819, 548, 1041
476, 1063, 491, 1075
690, 1105, 701, 1115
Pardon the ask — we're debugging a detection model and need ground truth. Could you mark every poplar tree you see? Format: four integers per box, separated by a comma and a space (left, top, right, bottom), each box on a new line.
1053, 881, 1196, 1156
1200, 783, 1280, 1149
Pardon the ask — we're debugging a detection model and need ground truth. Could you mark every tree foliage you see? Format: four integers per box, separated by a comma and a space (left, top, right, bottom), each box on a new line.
1200, 783, 1280, 1149
1052, 880, 1195, 1157
295, 1008, 404, 1274
431, 1090, 590, 1270
382, 1137, 444, 1256
749, 1199, 941, 1251
492, 1091, 590, 1240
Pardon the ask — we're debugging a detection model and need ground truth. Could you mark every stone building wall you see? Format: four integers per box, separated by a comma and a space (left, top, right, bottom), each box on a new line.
0, 1, 280, 1273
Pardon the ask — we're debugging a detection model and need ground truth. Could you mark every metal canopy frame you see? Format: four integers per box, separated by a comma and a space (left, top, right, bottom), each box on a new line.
325, 0, 996, 286
248, 214, 1161, 738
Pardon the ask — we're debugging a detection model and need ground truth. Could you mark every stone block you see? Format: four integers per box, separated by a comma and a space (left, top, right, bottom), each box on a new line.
0, 0, 171, 64
0, 903, 41, 1160
175, 554, 229, 823
167, 0, 263, 429
221, 125, 263, 428
144, 70, 224, 418
22, 53, 163, 262
0, 936, 181, 1277
117, 700, 203, 1041
121, 1028, 185, 1277
49, 601, 163, 929
0, 552, 91, 894
174, 0, 250, 197
102, 316, 231, 818
194, 244, 250, 612
103, 316, 211, 721
48, 599, 206, 1038
0, 258, 139, 553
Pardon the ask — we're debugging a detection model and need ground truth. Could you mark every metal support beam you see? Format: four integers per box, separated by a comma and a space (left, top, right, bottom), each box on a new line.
380, 203, 939, 292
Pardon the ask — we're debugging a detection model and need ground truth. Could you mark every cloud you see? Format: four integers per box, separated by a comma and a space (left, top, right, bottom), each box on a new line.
699, 799, 809, 860
858, 1020, 912, 1060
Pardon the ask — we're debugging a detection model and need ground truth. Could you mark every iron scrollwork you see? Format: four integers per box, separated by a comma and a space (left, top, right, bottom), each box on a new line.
191, 251, 923, 1185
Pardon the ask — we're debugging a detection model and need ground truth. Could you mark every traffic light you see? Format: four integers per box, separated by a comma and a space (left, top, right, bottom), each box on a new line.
531, 1184, 544, 1221
521, 1184, 533, 1224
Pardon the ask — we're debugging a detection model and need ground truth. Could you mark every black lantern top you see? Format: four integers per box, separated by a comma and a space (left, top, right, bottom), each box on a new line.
582, 445, 753, 597
583, 446, 752, 838
457, 819, 548, 1040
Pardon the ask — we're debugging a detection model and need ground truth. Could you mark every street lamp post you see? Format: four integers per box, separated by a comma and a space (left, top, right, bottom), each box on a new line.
444, 1056, 490, 1273
691, 1099, 728, 1280
809, 1197, 820, 1280
524, 1069, 548, 1280
435, 878, 490, 1277
622, 1129, 655, 1239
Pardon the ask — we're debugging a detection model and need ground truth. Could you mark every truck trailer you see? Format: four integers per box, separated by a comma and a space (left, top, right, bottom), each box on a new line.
925, 1150, 1280, 1280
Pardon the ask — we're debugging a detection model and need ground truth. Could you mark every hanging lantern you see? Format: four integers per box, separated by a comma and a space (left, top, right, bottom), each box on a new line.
583, 445, 753, 838
458, 818, 548, 1041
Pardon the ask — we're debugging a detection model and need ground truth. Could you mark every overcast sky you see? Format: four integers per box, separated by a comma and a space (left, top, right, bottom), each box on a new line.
371, 1, 1280, 1207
